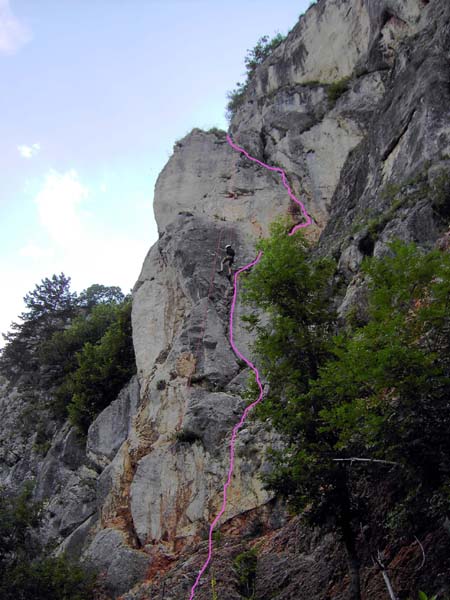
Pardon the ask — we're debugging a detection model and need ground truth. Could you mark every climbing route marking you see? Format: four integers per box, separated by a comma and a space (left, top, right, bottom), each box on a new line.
188, 135, 312, 599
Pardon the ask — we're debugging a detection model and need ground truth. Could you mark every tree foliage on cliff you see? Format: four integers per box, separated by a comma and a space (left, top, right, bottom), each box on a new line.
65, 300, 135, 434
0, 484, 96, 600
226, 33, 286, 120
242, 223, 450, 599
0, 277, 135, 433
0, 274, 78, 379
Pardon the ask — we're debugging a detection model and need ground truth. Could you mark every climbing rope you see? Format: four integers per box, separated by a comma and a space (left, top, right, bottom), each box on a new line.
188, 135, 312, 600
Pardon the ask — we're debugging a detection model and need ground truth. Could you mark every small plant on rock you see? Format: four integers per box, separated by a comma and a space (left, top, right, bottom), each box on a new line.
156, 379, 166, 390
233, 547, 258, 599
327, 76, 351, 104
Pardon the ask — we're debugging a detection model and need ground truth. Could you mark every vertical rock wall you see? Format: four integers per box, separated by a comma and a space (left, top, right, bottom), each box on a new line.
2, 1, 449, 598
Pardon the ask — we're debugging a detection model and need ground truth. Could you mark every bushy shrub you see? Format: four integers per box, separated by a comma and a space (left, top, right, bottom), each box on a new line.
233, 548, 258, 599
175, 429, 201, 444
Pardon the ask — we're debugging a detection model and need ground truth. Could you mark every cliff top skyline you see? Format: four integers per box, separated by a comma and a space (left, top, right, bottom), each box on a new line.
0, 0, 310, 344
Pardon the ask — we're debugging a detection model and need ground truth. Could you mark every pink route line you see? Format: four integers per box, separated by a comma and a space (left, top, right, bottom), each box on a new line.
188, 135, 312, 599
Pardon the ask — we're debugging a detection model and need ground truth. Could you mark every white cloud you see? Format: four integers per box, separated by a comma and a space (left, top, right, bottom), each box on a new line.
34, 169, 88, 246
17, 142, 40, 158
100, 183, 107, 193
31, 168, 150, 293
0, 169, 153, 347
0, 0, 32, 55
19, 241, 54, 259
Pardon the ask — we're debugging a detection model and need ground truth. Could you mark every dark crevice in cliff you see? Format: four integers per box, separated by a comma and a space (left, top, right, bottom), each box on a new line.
381, 108, 416, 162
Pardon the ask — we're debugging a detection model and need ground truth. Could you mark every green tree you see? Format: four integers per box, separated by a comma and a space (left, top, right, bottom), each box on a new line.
242, 220, 336, 424
244, 232, 450, 600
39, 302, 121, 414
325, 243, 450, 527
67, 300, 136, 434
77, 283, 125, 309
21, 273, 77, 322
0, 274, 78, 380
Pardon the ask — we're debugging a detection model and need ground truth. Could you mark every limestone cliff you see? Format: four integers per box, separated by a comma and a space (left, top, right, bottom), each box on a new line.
1, 1, 449, 598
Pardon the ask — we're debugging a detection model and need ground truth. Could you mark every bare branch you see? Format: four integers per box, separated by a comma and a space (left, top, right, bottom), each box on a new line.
333, 457, 403, 467
414, 536, 426, 571
373, 551, 399, 600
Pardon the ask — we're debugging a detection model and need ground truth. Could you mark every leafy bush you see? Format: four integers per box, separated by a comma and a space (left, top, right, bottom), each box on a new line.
430, 169, 450, 222
207, 127, 227, 138
156, 379, 166, 390
243, 34, 285, 78
175, 429, 201, 444
226, 83, 248, 120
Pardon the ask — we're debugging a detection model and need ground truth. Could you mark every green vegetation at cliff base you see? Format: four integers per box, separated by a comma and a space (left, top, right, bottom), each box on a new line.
242, 219, 450, 599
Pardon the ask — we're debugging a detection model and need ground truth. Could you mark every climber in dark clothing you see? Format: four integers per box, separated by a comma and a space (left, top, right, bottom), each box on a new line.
218, 245, 235, 279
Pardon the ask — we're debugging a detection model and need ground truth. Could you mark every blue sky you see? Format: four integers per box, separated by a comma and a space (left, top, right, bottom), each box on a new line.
0, 0, 311, 344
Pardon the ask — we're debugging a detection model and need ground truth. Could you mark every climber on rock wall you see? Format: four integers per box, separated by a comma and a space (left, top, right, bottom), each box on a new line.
217, 244, 235, 280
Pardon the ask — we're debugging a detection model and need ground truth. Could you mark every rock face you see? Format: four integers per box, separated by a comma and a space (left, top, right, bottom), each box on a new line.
83, 528, 150, 598
1, 0, 450, 598
128, 212, 275, 547
87, 375, 140, 469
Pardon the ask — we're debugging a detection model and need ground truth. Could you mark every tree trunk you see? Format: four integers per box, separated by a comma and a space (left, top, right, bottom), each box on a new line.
337, 472, 361, 600
341, 517, 361, 600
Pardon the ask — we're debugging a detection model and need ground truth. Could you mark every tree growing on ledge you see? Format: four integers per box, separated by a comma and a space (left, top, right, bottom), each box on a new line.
226, 33, 286, 120
242, 224, 450, 600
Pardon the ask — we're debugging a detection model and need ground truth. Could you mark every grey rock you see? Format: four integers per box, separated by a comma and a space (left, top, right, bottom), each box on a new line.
37, 465, 97, 542
50, 423, 86, 470
58, 514, 98, 560
225, 368, 251, 394
173, 298, 239, 389
320, 0, 450, 256
83, 528, 150, 598
130, 444, 208, 545
87, 376, 140, 469
337, 275, 369, 326
95, 443, 127, 511
181, 389, 246, 453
